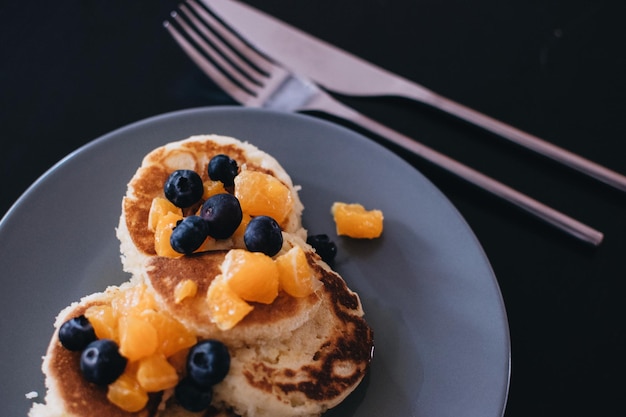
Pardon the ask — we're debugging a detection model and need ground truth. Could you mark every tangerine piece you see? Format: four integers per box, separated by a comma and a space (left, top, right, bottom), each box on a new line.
107, 372, 149, 412
154, 211, 184, 258
207, 276, 254, 330
111, 284, 158, 316
221, 249, 279, 304
331, 202, 384, 239
275, 246, 318, 298
84, 304, 118, 341
174, 279, 198, 304
118, 313, 158, 361
202, 179, 228, 200
231, 212, 251, 246
136, 353, 179, 392
148, 197, 181, 232
234, 170, 293, 225
142, 310, 196, 358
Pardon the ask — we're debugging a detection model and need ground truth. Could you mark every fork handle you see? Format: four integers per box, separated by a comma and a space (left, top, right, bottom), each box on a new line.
377, 80, 626, 192
305, 94, 604, 246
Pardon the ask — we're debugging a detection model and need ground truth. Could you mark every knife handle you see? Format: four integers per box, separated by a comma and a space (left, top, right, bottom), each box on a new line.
306, 93, 604, 246
392, 81, 626, 192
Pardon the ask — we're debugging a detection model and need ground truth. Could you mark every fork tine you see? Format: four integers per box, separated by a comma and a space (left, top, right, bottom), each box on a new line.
186, 0, 275, 75
177, 3, 265, 89
170, 7, 262, 99
164, 15, 254, 105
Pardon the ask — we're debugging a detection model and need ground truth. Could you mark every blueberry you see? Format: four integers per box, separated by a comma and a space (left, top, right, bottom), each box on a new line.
187, 340, 230, 388
170, 215, 210, 254
199, 193, 243, 240
175, 377, 213, 412
208, 154, 238, 187
58, 315, 97, 351
164, 170, 204, 208
80, 339, 127, 386
306, 234, 338, 264
244, 216, 283, 257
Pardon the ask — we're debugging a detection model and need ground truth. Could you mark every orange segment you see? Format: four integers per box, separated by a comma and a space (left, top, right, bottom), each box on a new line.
193, 235, 218, 253
154, 212, 184, 258
118, 313, 158, 361
331, 202, 384, 239
84, 304, 118, 341
231, 212, 251, 247
234, 170, 293, 225
221, 249, 279, 304
174, 279, 198, 304
148, 197, 181, 232
276, 246, 318, 298
207, 275, 254, 330
111, 284, 158, 316
107, 372, 149, 413
142, 310, 196, 358
203, 180, 228, 200
136, 354, 179, 392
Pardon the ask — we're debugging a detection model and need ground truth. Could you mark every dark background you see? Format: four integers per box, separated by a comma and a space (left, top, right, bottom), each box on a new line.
2, 1, 625, 416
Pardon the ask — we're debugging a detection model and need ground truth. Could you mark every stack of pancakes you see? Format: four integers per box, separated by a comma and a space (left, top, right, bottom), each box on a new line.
29, 135, 373, 417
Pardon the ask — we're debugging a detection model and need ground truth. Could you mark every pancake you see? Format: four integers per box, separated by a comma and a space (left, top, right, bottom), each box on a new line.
30, 134, 374, 417
117, 133, 322, 349
29, 251, 373, 417
117, 134, 306, 278
29, 285, 165, 417
211, 251, 373, 417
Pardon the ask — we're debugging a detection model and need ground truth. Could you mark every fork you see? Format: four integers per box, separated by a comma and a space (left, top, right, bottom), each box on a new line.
163, 1, 603, 246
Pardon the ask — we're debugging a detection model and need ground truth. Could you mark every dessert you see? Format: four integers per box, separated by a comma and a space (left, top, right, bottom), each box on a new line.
29, 135, 374, 417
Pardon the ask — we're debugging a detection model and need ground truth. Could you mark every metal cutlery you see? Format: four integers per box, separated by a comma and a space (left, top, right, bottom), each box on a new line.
203, 0, 626, 193
163, 1, 603, 245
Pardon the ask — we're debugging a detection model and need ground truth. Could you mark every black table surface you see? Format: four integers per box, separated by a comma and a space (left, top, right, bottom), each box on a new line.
2, 1, 625, 416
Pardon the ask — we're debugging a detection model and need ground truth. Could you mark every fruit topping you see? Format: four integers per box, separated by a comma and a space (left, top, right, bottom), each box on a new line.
175, 377, 213, 412
164, 170, 204, 208
118, 313, 158, 361
200, 193, 243, 239
154, 211, 184, 258
331, 202, 384, 239
202, 180, 228, 200
206, 276, 254, 330
84, 305, 118, 341
142, 310, 196, 358
244, 215, 283, 257
306, 234, 338, 264
170, 215, 210, 255
234, 170, 293, 226
222, 249, 279, 304
58, 315, 97, 351
136, 353, 179, 392
174, 279, 198, 304
276, 246, 319, 298
107, 372, 149, 412
208, 154, 239, 187
186, 340, 230, 388
148, 197, 181, 232
80, 339, 127, 386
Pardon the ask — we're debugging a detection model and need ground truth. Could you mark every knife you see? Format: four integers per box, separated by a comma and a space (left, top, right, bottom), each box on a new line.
202, 0, 626, 192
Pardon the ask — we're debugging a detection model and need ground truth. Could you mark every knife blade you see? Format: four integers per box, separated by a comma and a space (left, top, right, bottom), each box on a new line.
202, 0, 433, 98
202, 0, 626, 192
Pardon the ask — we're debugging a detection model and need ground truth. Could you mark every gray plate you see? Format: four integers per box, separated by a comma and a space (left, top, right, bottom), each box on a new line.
0, 107, 510, 417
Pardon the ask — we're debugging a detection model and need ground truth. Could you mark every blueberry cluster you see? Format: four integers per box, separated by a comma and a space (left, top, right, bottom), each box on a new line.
175, 340, 230, 412
58, 315, 127, 386
164, 154, 283, 257
59, 315, 232, 413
